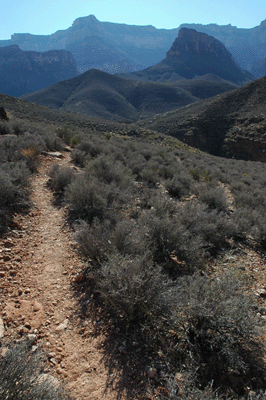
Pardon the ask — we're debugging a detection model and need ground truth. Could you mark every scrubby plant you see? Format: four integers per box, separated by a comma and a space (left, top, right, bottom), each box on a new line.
65, 175, 108, 223
48, 163, 74, 192
94, 253, 172, 326
0, 340, 70, 399
171, 273, 263, 388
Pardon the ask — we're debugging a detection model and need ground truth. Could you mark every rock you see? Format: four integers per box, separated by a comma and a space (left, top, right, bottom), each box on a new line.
3, 239, 14, 248
3, 255, 11, 262
37, 373, 61, 389
255, 288, 266, 298
56, 367, 68, 377
47, 152, 64, 159
27, 334, 37, 342
0, 107, 9, 121
0, 271, 6, 277
55, 319, 69, 331
0, 317, 5, 339
74, 272, 86, 283
118, 345, 127, 354
147, 367, 157, 378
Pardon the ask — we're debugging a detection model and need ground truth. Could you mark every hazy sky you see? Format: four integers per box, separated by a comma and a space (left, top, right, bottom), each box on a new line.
1, 0, 266, 40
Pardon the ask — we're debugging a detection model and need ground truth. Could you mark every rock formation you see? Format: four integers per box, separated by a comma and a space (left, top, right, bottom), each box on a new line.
0, 45, 79, 97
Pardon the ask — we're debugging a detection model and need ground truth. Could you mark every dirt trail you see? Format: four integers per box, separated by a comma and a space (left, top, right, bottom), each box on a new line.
0, 152, 126, 400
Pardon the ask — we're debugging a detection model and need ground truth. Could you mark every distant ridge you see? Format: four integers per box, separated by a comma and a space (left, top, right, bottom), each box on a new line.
119, 28, 254, 85
1, 16, 266, 76
0, 45, 79, 97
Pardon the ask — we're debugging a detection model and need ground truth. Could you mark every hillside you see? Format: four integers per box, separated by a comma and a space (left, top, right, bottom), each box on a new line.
2, 101, 266, 399
119, 28, 254, 85
137, 75, 266, 161
0, 45, 79, 97
20, 68, 238, 123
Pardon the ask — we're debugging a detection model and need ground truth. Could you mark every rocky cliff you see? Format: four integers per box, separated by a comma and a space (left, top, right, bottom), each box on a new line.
0, 45, 79, 97
121, 28, 254, 85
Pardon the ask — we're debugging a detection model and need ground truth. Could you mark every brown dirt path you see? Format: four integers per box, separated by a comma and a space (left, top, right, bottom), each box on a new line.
0, 152, 128, 400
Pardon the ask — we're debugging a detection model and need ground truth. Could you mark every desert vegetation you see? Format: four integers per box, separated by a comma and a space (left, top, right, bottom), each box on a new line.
0, 340, 70, 399
2, 112, 266, 399
45, 128, 266, 398
0, 118, 63, 233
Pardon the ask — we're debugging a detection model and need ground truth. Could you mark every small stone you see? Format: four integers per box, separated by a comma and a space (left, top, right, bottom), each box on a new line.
74, 273, 86, 283
147, 368, 157, 378
0, 317, 5, 339
255, 288, 266, 298
118, 345, 127, 354
49, 358, 57, 365
0, 271, 5, 277
56, 367, 68, 377
24, 322, 31, 330
27, 334, 37, 342
47, 152, 63, 159
55, 319, 69, 331
25, 288, 31, 294
4, 240, 14, 248
3, 255, 11, 262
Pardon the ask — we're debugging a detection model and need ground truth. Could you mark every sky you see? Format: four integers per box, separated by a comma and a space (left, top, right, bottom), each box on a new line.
1, 0, 266, 40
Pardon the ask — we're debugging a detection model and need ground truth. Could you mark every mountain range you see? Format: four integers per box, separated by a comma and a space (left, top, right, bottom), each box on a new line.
20, 29, 246, 122
1, 15, 266, 77
0, 45, 78, 97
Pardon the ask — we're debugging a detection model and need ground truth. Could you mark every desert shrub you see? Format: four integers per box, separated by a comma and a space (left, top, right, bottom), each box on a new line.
71, 149, 86, 167
177, 201, 235, 257
0, 340, 70, 399
0, 120, 12, 135
171, 273, 263, 387
166, 172, 192, 198
41, 130, 63, 151
194, 183, 228, 212
65, 175, 108, 223
21, 145, 40, 172
76, 139, 103, 158
94, 253, 172, 326
48, 163, 74, 192
75, 219, 113, 266
1, 161, 31, 188
55, 124, 77, 146
89, 156, 129, 185
140, 166, 159, 187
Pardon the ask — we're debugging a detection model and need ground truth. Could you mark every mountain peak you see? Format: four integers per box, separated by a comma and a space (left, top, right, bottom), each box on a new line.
166, 28, 233, 63
72, 15, 99, 28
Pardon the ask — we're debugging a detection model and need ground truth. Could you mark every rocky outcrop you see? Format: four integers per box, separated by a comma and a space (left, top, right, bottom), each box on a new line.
0, 45, 79, 97
0, 107, 8, 121
124, 28, 254, 85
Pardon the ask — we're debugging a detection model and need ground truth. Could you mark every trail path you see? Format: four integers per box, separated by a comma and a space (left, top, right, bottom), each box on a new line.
0, 152, 126, 400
